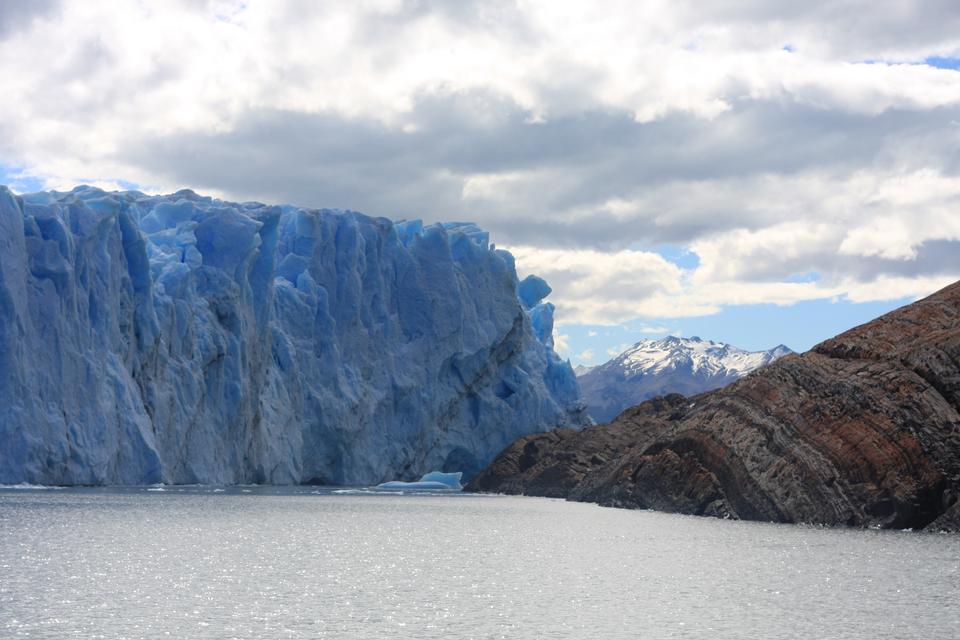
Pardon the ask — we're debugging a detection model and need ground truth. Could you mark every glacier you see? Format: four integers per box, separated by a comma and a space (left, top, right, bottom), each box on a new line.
375, 470, 463, 492
0, 185, 588, 486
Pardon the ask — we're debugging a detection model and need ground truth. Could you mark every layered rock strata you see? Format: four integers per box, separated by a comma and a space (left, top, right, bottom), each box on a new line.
470, 282, 960, 531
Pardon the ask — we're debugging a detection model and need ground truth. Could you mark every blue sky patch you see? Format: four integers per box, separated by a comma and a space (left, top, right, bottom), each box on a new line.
646, 244, 700, 270
861, 56, 960, 70
561, 296, 912, 365
784, 271, 820, 283
924, 56, 960, 70
0, 165, 45, 193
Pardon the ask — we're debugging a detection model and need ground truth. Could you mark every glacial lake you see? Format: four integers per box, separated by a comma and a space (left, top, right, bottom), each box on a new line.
1, 486, 957, 639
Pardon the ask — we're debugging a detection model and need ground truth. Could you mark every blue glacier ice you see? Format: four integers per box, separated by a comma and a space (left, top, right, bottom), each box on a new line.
518, 275, 551, 310
375, 470, 463, 491
0, 186, 588, 485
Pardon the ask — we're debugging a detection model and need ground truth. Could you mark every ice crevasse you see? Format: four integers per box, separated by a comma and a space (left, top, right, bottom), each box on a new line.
0, 186, 589, 485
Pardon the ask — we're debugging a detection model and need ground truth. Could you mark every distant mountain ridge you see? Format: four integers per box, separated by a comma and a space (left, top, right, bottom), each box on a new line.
578, 337, 791, 422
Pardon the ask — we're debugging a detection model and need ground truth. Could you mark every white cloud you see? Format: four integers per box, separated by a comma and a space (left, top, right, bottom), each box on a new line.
0, 1, 959, 329
576, 349, 594, 361
637, 325, 671, 334
607, 342, 633, 357
509, 220, 960, 326
837, 170, 960, 259
553, 333, 571, 355
4, 2, 960, 187
507, 245, 696, 324
840, 274, 960, 303
690, 219, 842, 285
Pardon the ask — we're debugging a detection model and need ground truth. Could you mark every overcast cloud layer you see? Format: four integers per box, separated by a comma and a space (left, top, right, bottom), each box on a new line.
1, 0, 959, 329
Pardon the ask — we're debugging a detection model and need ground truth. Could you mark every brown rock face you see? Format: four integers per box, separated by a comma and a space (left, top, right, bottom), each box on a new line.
467, 281, 960, 531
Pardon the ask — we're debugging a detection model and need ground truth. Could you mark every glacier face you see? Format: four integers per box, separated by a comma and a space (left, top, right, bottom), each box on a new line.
0, 186, 588, 485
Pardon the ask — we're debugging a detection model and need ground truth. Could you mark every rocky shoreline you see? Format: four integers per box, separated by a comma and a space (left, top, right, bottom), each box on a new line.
468, 281, 960, 532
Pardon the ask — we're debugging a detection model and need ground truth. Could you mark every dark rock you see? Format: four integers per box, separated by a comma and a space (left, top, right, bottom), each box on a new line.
467, 281, 960, 532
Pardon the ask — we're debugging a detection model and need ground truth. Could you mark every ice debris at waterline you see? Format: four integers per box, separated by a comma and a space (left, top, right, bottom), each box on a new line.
375, 471, 464, 492
0, 186, 589, 486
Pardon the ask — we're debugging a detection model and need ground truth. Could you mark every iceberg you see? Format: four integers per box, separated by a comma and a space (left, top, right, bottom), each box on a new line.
375, 471, 463, 492
0, 186, 589, 486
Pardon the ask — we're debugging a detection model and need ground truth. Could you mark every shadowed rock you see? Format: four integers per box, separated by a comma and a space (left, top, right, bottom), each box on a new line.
469, 280, 960, 532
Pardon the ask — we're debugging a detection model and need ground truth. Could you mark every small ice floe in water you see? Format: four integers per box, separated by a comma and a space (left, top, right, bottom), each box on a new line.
0, 483, 62, 490
375, 471, 463, 492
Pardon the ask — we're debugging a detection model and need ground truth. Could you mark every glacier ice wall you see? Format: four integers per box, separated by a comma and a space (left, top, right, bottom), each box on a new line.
0, 186, 588, 485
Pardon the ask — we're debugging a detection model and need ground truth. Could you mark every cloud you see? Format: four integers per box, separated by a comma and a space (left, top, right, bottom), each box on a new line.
0, 0, 59, 38
637, 325, 671, 334
506, 245, 699, 324
553, 333, 571, 355
1, 1, 959, 328
673, 1, 960, 60
576, 349, 594, 361
607, 343, 633, 357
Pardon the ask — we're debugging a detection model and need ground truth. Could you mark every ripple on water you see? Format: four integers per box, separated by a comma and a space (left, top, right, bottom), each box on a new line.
0, 488, 958, 639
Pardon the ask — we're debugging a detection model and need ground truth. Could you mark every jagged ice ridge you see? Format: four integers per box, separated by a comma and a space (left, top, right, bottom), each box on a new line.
0, 186, 588, 485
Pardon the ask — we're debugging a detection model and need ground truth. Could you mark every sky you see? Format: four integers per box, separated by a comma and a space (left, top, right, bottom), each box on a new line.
1, 1, 959, 365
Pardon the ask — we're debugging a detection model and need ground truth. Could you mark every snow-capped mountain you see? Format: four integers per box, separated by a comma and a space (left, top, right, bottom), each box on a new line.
573, 364, 596, 376
577, 336, 792, 422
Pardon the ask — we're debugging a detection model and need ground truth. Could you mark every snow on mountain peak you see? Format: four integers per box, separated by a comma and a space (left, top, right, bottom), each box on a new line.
613, 336, 782, 377
578, 336, 792, 422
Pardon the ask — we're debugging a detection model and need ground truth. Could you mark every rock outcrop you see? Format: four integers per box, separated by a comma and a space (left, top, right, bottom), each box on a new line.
469, 281, 960, 532
0, 186, 588, 486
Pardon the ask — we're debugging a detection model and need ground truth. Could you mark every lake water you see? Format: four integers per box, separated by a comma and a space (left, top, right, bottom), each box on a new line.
1, 486, 957, 639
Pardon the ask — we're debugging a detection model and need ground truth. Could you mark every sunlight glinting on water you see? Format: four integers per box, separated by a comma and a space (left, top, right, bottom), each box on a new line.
1, 487, 958, 639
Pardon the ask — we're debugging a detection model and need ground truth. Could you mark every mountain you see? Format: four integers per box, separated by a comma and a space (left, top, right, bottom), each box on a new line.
0, 186, 589, 486
572, 364, 595, 376
578, 337, 792, 422
468, 281, 960, 532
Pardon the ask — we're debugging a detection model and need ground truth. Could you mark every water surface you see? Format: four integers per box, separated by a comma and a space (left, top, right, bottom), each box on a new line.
1, 486, 957, 639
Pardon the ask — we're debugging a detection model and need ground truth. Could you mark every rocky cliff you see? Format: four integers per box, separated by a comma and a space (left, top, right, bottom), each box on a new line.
0, 186, 588, 486
469, 281, 960, 532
